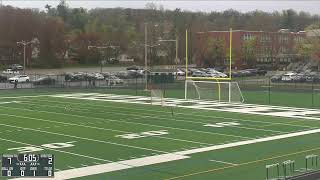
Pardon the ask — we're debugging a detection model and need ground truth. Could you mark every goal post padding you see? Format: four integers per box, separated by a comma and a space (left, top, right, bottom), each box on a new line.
184, 80, 244, 103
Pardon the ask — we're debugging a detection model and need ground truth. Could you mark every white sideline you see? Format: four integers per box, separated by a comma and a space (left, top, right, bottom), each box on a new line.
14, 128, 320, 180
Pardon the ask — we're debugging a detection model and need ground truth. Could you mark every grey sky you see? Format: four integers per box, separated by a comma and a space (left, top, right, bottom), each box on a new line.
2, 1, 320, 15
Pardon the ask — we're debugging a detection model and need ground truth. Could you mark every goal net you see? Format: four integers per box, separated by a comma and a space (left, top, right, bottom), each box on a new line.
185, 80, 244, 103
150, 89, 165, 106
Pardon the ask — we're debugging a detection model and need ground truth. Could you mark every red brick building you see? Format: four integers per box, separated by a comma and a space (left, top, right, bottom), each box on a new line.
195, 29, 306, 69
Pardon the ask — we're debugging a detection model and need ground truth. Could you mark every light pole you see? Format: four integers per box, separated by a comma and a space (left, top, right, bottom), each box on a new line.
17, 40, 33, 74
88, 45, 119, 73
158, 38, 179, 64
144, 23, 159, 90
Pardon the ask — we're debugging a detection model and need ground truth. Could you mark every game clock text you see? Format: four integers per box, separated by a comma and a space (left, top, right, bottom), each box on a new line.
1, 154, 54, 177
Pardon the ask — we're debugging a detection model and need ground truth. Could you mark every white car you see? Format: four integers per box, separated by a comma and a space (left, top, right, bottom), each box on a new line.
106, 76, 124, 85
2, 69, 19, 74
175, 69, 186, 76
281, 72, 297, 82
9, 75, 30, 83
94, 73, 104, 80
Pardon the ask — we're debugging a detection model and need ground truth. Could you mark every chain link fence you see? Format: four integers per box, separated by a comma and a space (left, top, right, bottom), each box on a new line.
2, 73, 320, 109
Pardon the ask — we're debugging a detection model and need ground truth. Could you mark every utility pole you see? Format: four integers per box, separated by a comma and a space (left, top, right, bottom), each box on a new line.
144, 23, 148, 90
17, 40, 33, 74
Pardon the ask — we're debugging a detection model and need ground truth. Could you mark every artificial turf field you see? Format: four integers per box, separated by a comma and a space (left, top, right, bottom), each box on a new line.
0, 90, 320, 180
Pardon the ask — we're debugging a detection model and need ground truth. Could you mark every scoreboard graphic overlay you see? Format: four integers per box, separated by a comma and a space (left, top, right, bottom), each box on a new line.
1, 154, 54, 177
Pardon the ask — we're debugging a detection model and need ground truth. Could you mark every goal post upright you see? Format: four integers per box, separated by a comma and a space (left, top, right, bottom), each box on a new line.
185, 28, 237, 102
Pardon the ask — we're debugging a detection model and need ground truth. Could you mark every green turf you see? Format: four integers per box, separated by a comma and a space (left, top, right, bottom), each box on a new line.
0, 90, 320, 180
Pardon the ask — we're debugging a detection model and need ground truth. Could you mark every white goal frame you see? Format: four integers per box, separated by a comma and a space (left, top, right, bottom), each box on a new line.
184, 80, 244, 103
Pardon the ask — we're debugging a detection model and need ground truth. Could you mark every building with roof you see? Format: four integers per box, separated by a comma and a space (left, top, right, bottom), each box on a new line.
195, 29, 306, 69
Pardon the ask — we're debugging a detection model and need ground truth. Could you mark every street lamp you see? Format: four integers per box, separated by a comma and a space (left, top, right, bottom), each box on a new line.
158, 38, 179, 64
17, 40, 36, 74
144, 23, 160, 90
88, 45, 119, 73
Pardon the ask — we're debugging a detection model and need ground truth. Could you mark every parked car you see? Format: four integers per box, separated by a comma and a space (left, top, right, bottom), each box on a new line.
231, 71, 241, 77
65, 73, 85, 82
0, 75, 7, 82
175, 69, 186, 76
281, 72, 297, 82
293, 73, 306, 83
239, 70, 254, 77
9, 64, 23, 70
126, 65, 141, 71
192, 71, 206, 77
92, 73, 104, 80
33, 77, 56, 85
106, 75, 124, 85
271, 75, 282, 83
206, 72, 220, 78
9, 75, 30, 83
2, 69, 19, 74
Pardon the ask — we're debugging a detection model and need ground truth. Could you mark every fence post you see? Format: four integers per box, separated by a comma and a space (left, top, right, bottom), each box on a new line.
312, 80, 314, 107
268, 76, 271, 105
135, 77, 138, 96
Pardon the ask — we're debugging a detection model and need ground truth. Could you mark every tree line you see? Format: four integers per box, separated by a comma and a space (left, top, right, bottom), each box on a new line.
0, 1, 319, 68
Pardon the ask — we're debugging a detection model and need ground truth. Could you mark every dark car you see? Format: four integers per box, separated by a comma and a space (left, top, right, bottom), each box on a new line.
0, 75, 7, 82
33, 77, 56, 85
271, 75, 282, 83
231, 71, 241, 77
9, 64, 23, 71
126, 65, 141, 71
245, 68, 268, 76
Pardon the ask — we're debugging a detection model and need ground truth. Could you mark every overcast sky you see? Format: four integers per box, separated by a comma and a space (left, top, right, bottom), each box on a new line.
2, 1, 320, 15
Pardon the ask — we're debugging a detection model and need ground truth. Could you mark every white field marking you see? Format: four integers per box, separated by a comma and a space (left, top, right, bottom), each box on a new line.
48, 93, 320, 121
0, 101, 21, 105
14, 153, 190, 180
11, 100, 304, 133
209, 159, 238, 166
24, 96, 317, 129
177, 128, 320, 155
0, 106, 250, 140
0, 95, 51, 99
20, 100, 294, 134
0, 137, 111, 162
24, 93, 313, 115
0, 112, 216, 146
13, 128, 320, 180
0, 122, 171, 154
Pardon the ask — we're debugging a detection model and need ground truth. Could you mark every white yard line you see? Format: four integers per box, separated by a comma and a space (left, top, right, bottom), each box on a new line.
0, 122, 169, 154
0, 106, 250, 139
13, 128, 320, 180
0, 110, 219, 146
0, 95, 51, 99
209, 159, 238, 166
48, 93, 320, 121
18, 100, 294, 134
25, 96, 317, 129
